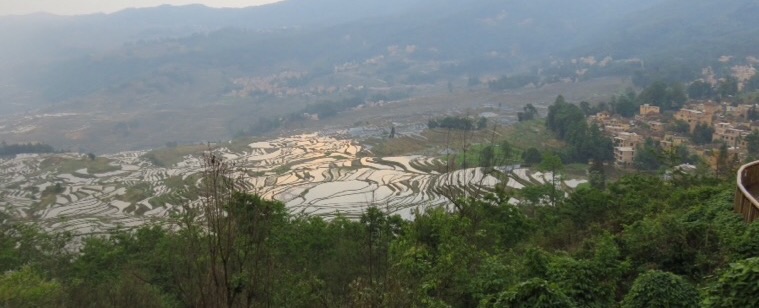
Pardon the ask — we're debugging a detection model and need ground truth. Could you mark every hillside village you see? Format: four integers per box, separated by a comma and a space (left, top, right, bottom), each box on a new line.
589, 101, 759, 170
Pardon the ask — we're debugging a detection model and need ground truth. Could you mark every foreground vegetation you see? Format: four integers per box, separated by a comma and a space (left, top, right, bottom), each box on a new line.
2, 152, 758, 307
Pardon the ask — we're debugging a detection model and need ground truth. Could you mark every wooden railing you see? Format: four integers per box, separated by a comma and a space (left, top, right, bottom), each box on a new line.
735, 160, 759, 222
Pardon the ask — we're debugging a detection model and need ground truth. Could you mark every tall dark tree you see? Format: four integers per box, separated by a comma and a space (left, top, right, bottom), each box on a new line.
614, 95, 638, 118
718, 77, 739, 98
745, 74, 759, 93
522, 147, 542, 166
638, 81, 686, 111
748, 105, 758, 121
0, 142, 56, 157
546, 95, 613, 163
539, 152, 564, 207
546, 95, 584, 140
634, 139, 663, 171
479, 145, 495, 167
691, 123, 714, 145
715, 143, 732, 179
519, 104, 539, 122
580, 101, 593, 116
173, 153, 289, 307
746, 131, 759, 161
477, 117, 488, 130
638, 81, 669, 108
688, 80, 714, 99
360, 207, 402, 292
524, 104, 538, 118
668, 83, 688, 108
588, 159, 606, 190
670, 120, 690, 135
498, 140, 514, 166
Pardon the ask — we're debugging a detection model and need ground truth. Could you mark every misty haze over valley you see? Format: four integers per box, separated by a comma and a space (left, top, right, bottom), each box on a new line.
1, 0, 755, 152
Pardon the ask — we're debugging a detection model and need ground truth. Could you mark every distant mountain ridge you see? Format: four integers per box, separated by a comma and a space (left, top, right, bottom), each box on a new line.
584, 0, 759, 62
1, 0, 758, 113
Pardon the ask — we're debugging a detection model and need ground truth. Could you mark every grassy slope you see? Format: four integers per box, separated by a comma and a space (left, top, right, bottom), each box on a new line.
369, 119, 564, 157
142, 145, 208, 167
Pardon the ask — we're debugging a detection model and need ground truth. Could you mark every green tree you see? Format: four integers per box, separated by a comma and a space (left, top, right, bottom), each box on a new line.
519, 184, 554, 218
546, 95, 584, 139
481, 278, 575, 308
0, 223, 72, 279
477, 117, 488, 130
668, 82, 688, 108
0, 266, 62, 307
690, 123, 714, 145
745, 74, 759, 93
622, 270, 699, 308
718, 144, 734, 178
638, 81, 686, 111
577, 123, 614, 162
539, 152, 564, 207
360, 207, 402, 291
562, 187, 611, 229
522, 147, 542, 166
0, 142, 56, 157
634, 139, 663, 171
579, 101, 593, 116
429, 116, 476, 131
546, 95, 613, 163
479, 145, 495, 167
704, 257, 759, 307
549, 255, 619, 308
638, 81, 669, 108
688, 80, 714, 99
519, 104, 539, 122
522, 104, 538, 119
670, 120, 690, 134
489, 74, 539, 90
497, 140, 514, 166
613, 93, 638, 118
459, 192, 533, 249
588, 160, 606, 190
748, 105, 758, 121
718, 77, 739, 98
171, 153, 289, 307
745, 130, 759, 161
388, 206, 482, 306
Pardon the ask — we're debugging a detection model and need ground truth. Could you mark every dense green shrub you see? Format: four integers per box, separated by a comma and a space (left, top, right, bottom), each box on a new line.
704, 257, 759, 307
481, 278, 575, 308
622, 270, 699, 308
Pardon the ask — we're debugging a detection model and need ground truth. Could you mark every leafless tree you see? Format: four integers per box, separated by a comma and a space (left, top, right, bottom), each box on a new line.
170, 151, 277, 307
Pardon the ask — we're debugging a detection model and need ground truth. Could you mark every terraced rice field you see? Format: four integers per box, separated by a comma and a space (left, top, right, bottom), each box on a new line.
0, 134, 586, 234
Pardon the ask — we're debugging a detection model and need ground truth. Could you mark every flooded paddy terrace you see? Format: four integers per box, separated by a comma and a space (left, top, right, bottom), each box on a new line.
0, 134, 585, 235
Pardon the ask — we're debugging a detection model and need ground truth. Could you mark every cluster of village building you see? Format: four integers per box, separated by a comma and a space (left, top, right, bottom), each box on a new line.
588, 102, 759, 169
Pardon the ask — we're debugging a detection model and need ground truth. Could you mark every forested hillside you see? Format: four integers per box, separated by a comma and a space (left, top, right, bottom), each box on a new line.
2, 155, 758, 307
587, 0, 759, 62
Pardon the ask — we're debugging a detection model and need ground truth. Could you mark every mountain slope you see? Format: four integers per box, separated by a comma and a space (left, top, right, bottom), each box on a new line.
6, 0, 666, 103
583, 0, 759, 63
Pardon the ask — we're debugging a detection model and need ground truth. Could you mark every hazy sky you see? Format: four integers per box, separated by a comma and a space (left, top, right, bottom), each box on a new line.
0, 0, 284, 16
